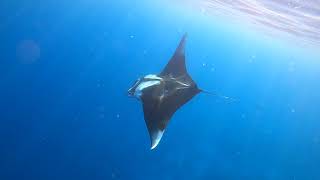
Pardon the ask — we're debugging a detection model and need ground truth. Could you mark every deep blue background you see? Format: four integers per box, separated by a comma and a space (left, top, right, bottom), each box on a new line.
1, 1, 320, 179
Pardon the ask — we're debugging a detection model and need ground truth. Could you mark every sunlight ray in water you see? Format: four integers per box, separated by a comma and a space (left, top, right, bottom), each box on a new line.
182, 0, 320, 45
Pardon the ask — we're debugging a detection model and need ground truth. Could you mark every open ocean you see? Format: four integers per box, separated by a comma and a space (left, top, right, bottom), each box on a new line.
1, 1, 320, 179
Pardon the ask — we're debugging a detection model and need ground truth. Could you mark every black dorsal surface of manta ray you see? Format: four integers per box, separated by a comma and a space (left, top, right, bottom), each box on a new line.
128, 34, 203, 150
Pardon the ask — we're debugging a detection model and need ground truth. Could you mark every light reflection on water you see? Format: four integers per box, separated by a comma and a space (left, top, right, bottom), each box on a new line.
188, 0, 320, 45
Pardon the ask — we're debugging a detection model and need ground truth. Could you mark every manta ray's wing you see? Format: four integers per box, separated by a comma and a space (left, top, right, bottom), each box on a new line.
142, 86, 200, 150
159, 33, 196, 86
160, 33, 187, 77
142, 96, 169, 150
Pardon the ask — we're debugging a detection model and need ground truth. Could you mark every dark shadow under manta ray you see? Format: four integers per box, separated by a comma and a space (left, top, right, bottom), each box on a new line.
128, 34, 206, 150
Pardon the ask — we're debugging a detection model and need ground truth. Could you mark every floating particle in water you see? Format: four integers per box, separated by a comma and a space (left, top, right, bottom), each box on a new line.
111, 168, 120, 179
202, 62, 207, 67
264, 129, 273, 135
291, 109, 296, 113
130, 35, 134, 39
111, 173, 116, 179
202, 55, 208, 59
41, 137, 48, 143
116, 114, 120, 119
288, 67, 296, 72
289, 61, 296, 65
288, 61, 296, 72
201, 8, 207, 15
143, 49, 148, 55
98, 106, 105, 112
99, 114, 105, 119
248, 55, 256, 63
16, 39, 41, 64
97, 80, 105, 88
234, 151, 241, 157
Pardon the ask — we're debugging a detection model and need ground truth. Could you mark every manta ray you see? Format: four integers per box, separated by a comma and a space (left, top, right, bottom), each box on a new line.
128, 34, 205, 150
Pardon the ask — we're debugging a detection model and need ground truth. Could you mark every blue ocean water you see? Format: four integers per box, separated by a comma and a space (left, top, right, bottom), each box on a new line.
1, 1, 320, 180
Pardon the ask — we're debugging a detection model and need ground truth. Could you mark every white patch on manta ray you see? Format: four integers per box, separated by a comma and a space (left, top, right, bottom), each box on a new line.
150, 129, 164, 150
144, 74, 162, 80
134, 80, 161, 99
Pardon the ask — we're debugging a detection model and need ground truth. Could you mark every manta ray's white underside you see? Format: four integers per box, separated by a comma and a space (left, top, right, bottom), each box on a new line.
133, 74, 162, 99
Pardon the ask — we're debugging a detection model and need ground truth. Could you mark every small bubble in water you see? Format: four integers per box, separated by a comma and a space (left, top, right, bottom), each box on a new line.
116, 114, 120, 118
130, 35, 134, 39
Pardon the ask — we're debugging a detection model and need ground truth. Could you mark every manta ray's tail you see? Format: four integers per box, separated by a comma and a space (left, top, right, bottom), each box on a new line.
200, 89, 235, 102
